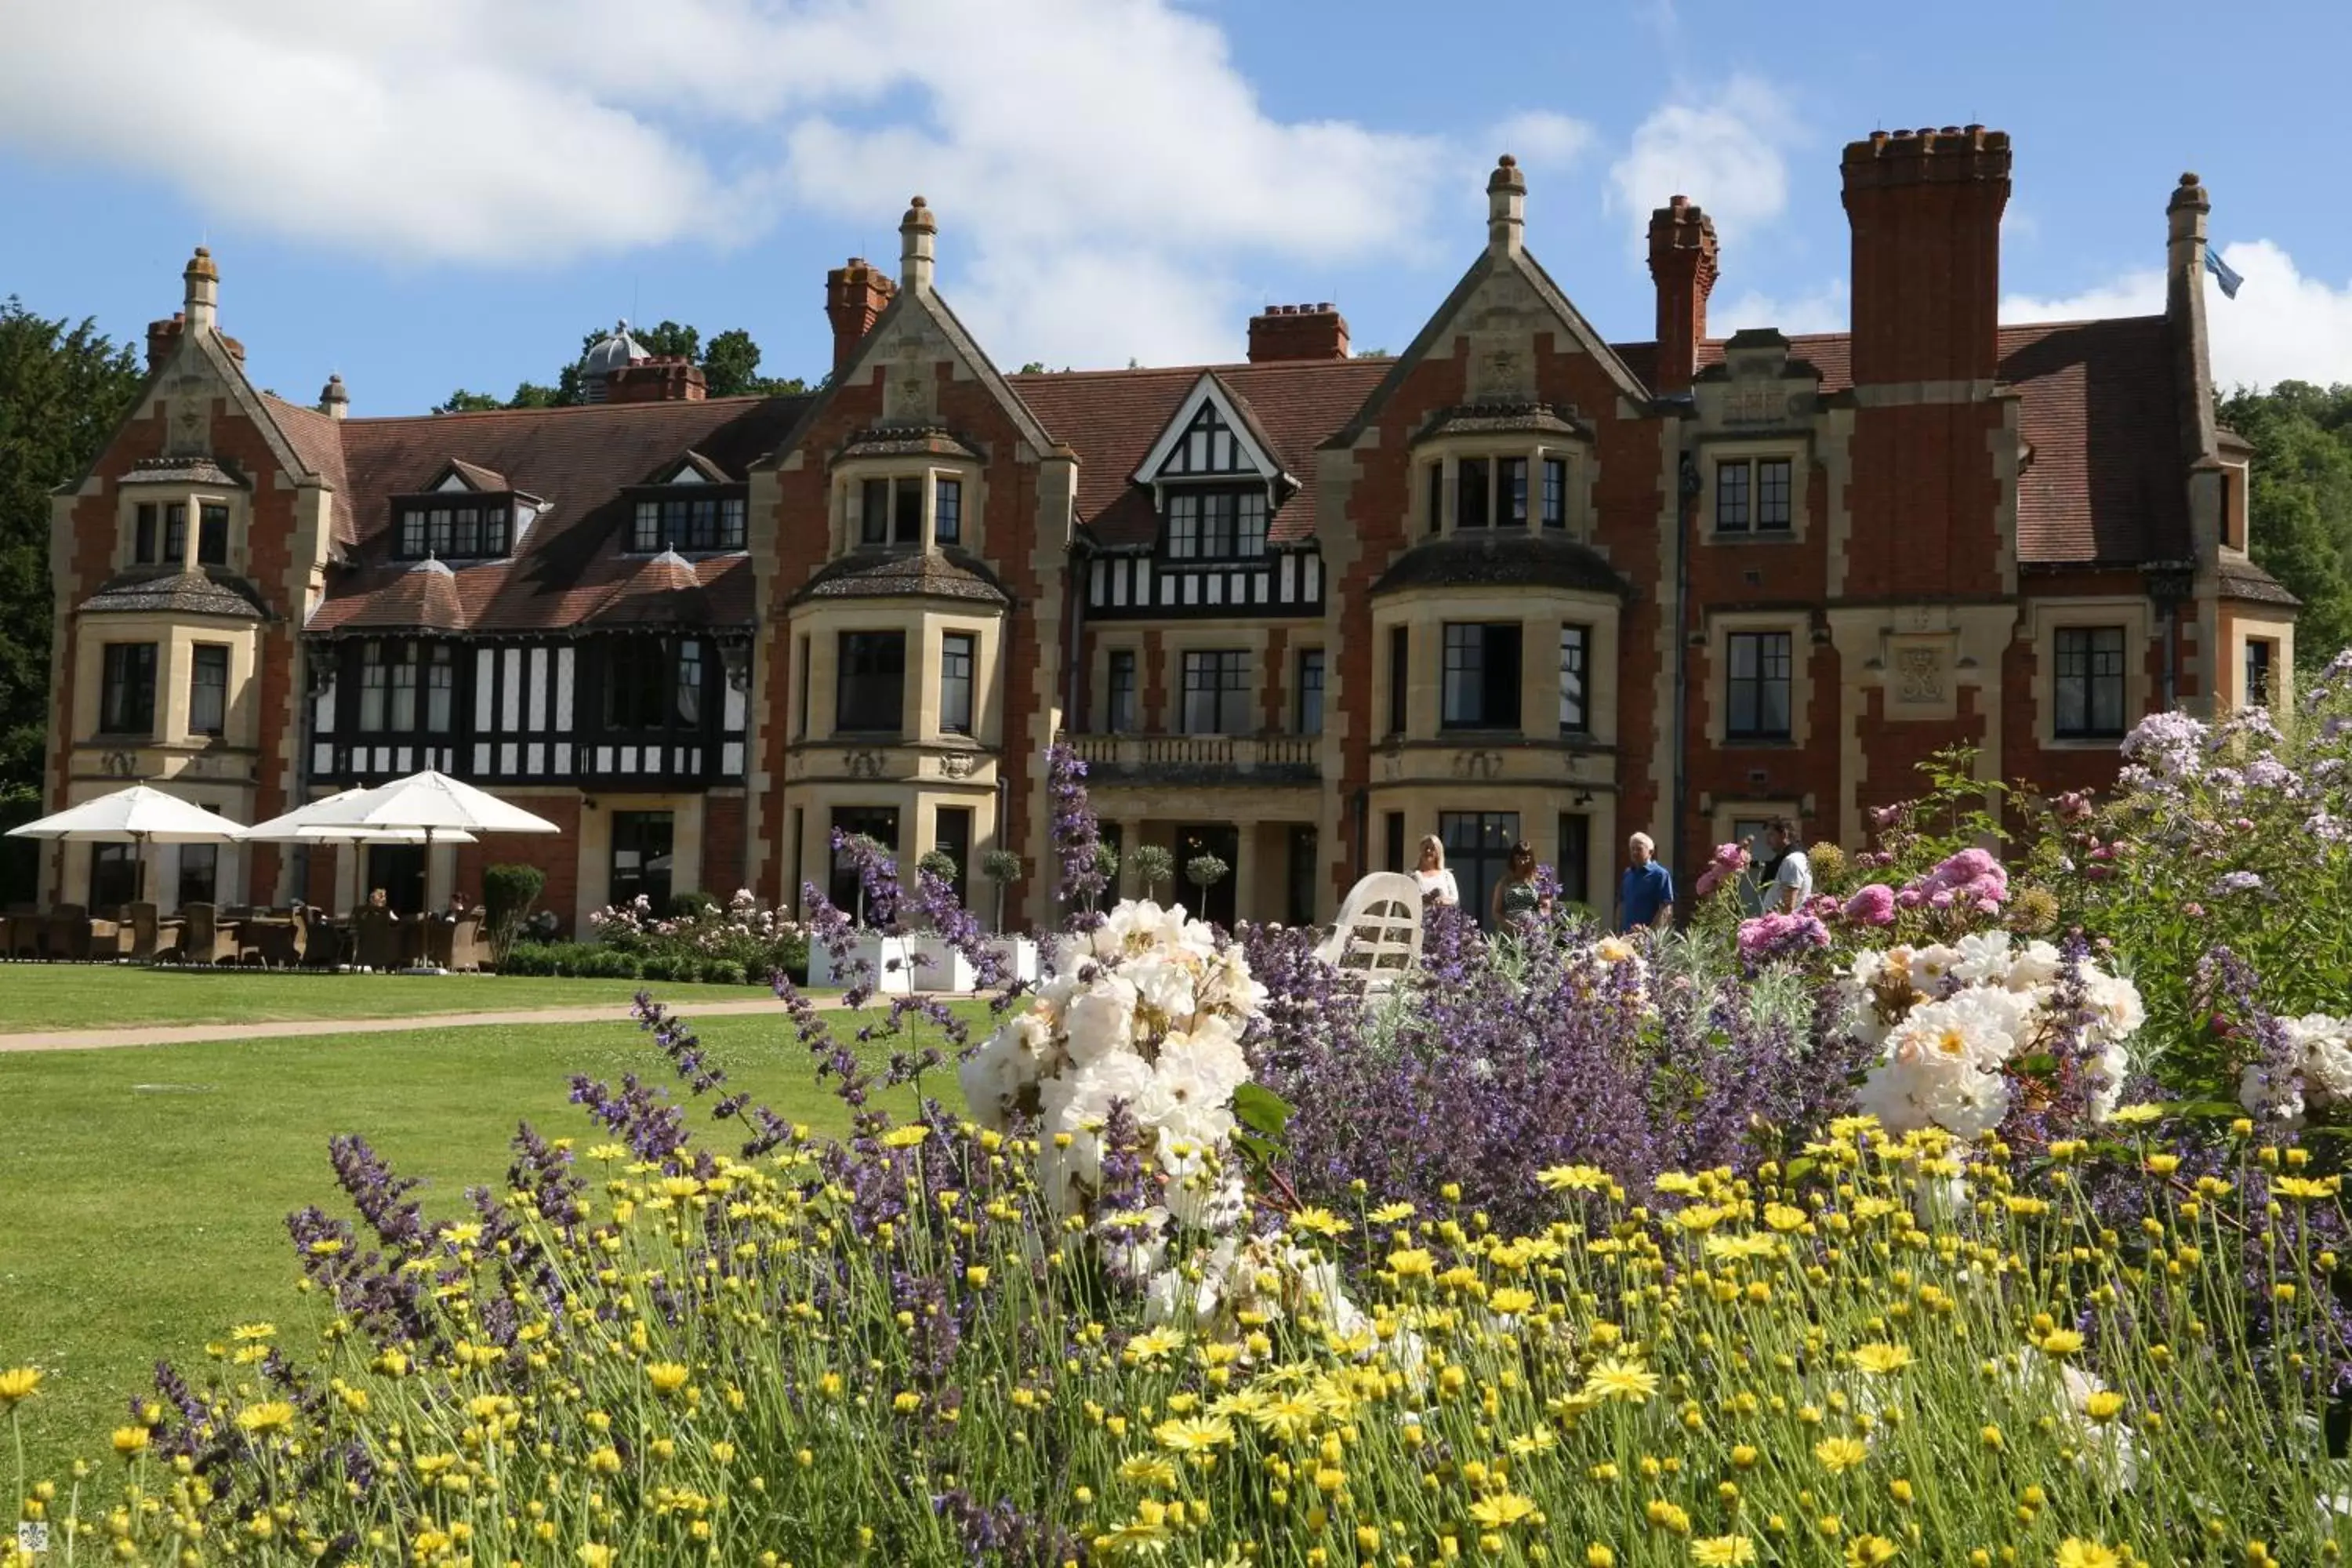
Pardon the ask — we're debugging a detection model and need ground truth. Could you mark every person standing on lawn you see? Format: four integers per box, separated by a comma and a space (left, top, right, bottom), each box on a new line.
1414, 834, 1461, 907
1617, 832, 1675, 932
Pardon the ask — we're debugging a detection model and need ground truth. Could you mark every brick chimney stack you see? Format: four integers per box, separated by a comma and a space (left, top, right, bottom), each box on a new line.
604, 356, 708, 403
1646, 195, 1719, 394
1841, 125, 2011, 387
826, 257, 897, 374
1248, 303, 1350, 363
146, 313, 185, 374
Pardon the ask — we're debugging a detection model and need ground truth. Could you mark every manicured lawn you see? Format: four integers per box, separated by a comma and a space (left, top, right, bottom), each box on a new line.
0, 993, 985, 1479
0, 964, 783, 1032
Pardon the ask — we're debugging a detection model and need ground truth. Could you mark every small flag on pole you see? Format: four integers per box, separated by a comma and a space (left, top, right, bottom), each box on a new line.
2205, 246, 2244, 299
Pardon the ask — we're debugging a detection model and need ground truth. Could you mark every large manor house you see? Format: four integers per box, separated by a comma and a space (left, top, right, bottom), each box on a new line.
38, 125, 2297, 931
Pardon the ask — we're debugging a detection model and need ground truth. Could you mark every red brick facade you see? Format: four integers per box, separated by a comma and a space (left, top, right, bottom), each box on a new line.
41, 132, 2299, 931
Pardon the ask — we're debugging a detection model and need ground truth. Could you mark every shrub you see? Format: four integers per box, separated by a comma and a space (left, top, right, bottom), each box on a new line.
669, 890, 720, 920
980, 848, 1023, 933
698, 957, 747, 986
496, 939, 557, 975
481, 862, 545, 965
584, 889, 807, 984
638, 953, 687, 983
1129, 843, 1174, 900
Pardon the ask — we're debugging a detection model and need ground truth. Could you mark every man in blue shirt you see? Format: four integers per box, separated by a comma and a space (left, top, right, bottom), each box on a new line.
1618, 831, 1675, 931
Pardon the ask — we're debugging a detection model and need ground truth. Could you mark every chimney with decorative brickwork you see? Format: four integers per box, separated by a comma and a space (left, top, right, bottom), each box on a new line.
1247, 303, 1349, 363
826, 257, 897, 375
604, 356, 707, 403
1647, 195, 1719, 394
146, 312, 184, 374
1841, 125, 2010, 387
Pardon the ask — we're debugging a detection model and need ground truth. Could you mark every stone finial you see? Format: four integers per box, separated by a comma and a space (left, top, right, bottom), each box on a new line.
319, 374, 350, 420
1487, 154, 1526, 258
900, 194, 937, 293
183, 246, 220, 331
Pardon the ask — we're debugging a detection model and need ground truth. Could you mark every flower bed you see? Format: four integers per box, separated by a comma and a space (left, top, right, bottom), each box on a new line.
12, 740, 2352, 1563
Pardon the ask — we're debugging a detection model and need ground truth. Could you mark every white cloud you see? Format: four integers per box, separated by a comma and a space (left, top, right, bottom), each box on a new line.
1489, 110, 1596, 173
1711, 280, 1848, 338
2001, 241, 2352, 391
0, 0, 1501, 366
1606, 77, 1801, 253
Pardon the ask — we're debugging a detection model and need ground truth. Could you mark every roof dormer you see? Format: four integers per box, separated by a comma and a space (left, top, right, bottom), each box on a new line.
392, 462, 546, 561
626, 453, 747, 554
1133, 374, 1289, 490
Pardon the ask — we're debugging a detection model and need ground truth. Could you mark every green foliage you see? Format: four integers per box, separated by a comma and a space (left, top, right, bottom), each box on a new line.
1866, 745, 2007, 881
0, 298, 143, 806
1185, 852, 1230, 890
2219, 380, 2352, 670
481, 863, 546, 965
980, 848, 1022, 884
1130, 844, 1174, 898
917, 849, 960, 882
434, 322, 811, 414
669, 890, 720, 920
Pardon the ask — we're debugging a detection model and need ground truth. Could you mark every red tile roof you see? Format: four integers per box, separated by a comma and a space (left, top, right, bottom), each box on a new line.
298, 315, 2201, 635
308, 395, 805, 635
1011, 358, 1392, 548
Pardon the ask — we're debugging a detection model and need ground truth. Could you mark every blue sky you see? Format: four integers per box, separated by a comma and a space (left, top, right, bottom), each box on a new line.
3, 0, 2349, 416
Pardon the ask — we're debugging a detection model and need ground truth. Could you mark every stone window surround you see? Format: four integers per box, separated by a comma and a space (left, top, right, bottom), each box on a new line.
1412, 435, 1594, 540
119, 485, 242, 574
1153, 624, 1272, 735
1693, 434, 1811, 546
1371, 589, 1622, 747
2220, 458, 2251, 560
782, 599, 1004, 749
71, 613, 262, 750
1702, 610, 1812, 749
2225, 608, 2296, 715
829, 456, 983, 558
1090, 635, 1145, 734
2022, 597, 2151, 752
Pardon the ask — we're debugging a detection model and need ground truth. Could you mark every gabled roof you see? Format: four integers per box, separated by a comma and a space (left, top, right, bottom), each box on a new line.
434, 458, 510, 493
768, 285, 1056, 471
1013, 357, 1390, 549
1130, 372, 1289, 486
308, 394, 806, 636
1323, 245, 1652, 453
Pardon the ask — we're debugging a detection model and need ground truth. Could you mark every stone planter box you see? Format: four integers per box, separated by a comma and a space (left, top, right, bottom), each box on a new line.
806, 932, 920, 995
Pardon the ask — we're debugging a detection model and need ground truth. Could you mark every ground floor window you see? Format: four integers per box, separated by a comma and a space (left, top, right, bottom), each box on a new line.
90, 843, 138, 910
611, 811, 676, 913
829, 805, 900, 916
1440, 810, 1520, 931
177, 844, 218, 909
932, 805, 972, 907
1556, 813, 1590, 912
1287, 825, 1319, 927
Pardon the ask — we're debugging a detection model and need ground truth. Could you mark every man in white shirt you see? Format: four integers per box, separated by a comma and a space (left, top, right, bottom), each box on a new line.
1763, 820, 1812, 913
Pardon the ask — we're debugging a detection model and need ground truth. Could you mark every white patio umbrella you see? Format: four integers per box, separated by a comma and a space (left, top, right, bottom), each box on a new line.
4, 784, 245, 902
269, 770, 560, 846
239, 789, 478, 844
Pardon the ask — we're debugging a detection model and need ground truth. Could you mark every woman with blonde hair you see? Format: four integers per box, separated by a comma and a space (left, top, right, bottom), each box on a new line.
1413, 833, 1460, 906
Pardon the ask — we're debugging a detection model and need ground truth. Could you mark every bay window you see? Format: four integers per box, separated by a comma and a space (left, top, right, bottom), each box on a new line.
939, 632, 975, 735
100, 643, 157, 736
189, 645, 228, 738
837, 631, 907, 733
1442, 622, 1523, 730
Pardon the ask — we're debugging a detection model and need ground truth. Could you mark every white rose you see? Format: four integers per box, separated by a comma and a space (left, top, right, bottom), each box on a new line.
1127, 956, 1199, 1025
1061, 975, 1139, 1065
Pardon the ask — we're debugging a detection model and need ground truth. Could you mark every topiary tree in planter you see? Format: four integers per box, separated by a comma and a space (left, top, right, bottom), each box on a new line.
1185, 852, 1230, 906
980, 848, 1023, 934
482, 863, 546, 968
1091, 842, 1120, 911
1130, 844, 1174, 902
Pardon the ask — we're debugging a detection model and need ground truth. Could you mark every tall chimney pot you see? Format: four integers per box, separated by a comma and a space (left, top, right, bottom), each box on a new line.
1647, 195, 1719, 394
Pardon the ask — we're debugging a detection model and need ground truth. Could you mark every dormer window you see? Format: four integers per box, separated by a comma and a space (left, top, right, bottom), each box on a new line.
397, 500, 512, 559
1167, 488, 1267, 561
632, 495, 746, 553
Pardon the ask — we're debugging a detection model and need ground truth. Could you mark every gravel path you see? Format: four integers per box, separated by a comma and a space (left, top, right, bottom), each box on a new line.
0, 996, 822, 1054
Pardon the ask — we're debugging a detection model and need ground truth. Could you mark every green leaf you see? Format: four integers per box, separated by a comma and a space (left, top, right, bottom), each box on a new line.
1232, 1083, 1293, 1139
